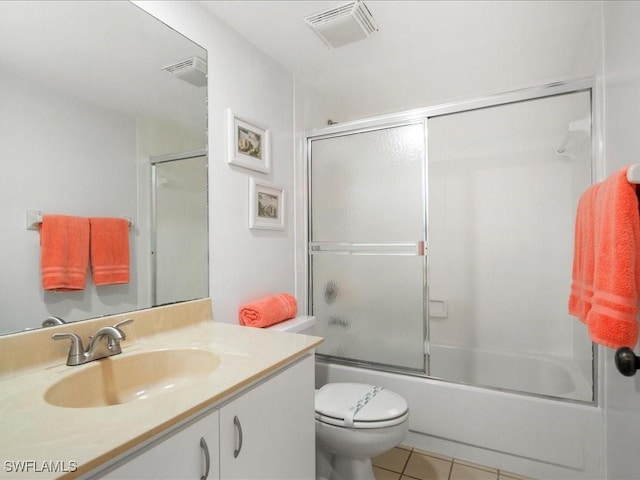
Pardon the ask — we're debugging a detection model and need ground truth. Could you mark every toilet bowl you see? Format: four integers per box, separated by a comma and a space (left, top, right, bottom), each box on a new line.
266, 317, 409, 480
315, 382, 409, 480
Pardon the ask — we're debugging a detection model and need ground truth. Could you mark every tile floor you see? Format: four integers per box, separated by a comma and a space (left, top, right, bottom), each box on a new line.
372, 446, 536, 480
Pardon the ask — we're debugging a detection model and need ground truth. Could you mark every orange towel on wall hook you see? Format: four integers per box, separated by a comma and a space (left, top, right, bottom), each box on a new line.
569, 166, 640, 349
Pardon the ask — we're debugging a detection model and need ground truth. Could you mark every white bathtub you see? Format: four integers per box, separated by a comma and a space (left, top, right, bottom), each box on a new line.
428, 344, 593, 402
315, 357, 602, 480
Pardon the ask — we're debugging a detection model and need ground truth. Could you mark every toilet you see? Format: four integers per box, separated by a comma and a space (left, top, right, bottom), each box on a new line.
268, 317, 410, 480
315, 382, 409, 480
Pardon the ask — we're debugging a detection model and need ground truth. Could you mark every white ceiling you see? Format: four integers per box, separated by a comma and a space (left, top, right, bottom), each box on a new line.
0, 1, 599, 131
202, 0, 600, 121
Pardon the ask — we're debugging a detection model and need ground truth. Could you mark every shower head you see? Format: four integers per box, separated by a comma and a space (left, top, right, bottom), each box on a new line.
556, 115, 591, 157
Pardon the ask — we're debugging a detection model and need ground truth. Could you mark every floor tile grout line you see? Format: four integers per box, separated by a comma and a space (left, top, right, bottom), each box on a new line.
375, 446, 532, 480
446, 457, 454, 480
399, 447, 413, 477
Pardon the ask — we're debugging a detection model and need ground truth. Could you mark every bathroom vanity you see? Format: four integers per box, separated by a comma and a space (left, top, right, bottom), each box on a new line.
102, 355, 312, 479
0, 299, 322, 479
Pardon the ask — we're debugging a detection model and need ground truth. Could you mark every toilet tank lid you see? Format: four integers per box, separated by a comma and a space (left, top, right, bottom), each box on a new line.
315, 383, 408, 425
267, 315, 316, 333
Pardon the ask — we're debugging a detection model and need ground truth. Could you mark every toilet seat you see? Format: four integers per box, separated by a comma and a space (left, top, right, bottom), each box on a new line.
315, 383, 409, 429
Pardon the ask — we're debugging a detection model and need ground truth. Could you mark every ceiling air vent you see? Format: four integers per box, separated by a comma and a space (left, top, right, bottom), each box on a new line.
304, 1, 378, 49
162, 56, 207, 87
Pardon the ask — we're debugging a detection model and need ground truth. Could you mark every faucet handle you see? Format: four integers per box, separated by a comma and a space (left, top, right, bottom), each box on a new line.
113, 318, 134, 338
52, 333, 85, 366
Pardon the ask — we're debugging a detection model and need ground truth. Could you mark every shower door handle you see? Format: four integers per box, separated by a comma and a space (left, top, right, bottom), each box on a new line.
417, 240, 426, 256
310, 241, 426, 255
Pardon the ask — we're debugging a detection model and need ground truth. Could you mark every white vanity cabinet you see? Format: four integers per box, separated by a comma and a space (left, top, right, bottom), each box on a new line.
101, 409, 220, 480
96, 354, 315, 480
218, 354, 315, 479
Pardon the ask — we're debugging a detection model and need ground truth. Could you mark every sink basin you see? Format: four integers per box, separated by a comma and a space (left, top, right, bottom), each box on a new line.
45, 348, 220, 408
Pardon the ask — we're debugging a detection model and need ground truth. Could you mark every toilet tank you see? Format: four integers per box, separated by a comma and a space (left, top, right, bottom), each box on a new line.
267, 315, 316, 334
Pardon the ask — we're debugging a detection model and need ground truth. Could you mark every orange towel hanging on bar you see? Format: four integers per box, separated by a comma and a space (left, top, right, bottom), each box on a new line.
89, 217, 130, 286
40, 215, 90, 291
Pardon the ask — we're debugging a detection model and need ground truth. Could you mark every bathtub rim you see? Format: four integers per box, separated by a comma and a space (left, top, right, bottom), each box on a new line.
315, 348, 598, 407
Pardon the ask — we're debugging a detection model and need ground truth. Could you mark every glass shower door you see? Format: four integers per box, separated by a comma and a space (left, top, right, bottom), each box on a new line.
427, 91, 594, 401
152, 155, 208, 306
309, 122, 427, 371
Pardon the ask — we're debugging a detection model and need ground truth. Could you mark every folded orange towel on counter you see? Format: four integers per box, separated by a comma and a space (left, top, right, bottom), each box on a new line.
569, 166, 640, 348
40, 215, 90, 291
239, 293, 298, 328
89, 217, 130, 286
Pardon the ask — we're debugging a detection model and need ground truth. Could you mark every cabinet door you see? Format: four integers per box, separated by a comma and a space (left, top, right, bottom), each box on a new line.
101, 409, 220, 480
219, 355, 315, 480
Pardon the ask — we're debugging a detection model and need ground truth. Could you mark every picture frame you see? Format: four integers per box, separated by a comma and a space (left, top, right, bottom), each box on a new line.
249, 177, 285, 230
227, 108, 271, 173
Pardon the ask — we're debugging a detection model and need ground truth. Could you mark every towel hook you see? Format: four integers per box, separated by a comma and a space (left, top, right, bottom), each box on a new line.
615, 347, 640, 376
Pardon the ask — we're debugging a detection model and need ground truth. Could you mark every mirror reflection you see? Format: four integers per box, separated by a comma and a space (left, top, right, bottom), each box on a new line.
0, 1, 208, 335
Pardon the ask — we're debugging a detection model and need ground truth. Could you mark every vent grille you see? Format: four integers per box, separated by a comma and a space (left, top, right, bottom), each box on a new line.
162, 56, 207, 87
304, 1, 378, 49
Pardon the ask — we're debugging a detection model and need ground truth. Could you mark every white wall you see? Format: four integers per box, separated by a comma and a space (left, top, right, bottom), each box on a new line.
135, 1, 297, 324
0, 72, 141, 333
602, 2, 640, 479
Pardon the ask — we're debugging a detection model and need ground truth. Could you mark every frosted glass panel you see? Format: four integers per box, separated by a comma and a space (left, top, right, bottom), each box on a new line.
311, 123, 425, 242
427, 91, 593, 401
309, 122, 426, 371
312, 254, 425, 370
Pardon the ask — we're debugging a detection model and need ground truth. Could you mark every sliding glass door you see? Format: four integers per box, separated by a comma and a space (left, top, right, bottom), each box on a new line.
309, 122, 427, 371
427, 91, 594, 401
307, 84, 595, 402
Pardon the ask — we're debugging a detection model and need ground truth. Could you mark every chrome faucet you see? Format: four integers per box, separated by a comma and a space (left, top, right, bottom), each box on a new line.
52, 319, 134, 366
42, 316, 66, 327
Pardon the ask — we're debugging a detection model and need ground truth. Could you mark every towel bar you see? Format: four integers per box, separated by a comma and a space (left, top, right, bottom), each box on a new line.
26, 210, 133, 231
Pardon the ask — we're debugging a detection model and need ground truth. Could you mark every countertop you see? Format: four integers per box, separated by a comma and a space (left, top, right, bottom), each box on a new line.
0, 314, 322, 479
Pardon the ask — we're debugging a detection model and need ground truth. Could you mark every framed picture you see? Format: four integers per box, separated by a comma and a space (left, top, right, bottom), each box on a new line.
227, 108, 271, 173
249, 177, 285, 230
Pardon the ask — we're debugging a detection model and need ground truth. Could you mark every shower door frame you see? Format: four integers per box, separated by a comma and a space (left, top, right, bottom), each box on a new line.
150, 149, 208, 307
306, 77, 600, 405
307, 119, 430, 374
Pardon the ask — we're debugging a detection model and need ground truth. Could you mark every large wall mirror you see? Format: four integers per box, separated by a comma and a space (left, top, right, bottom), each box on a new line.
0, 1, 208, 335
